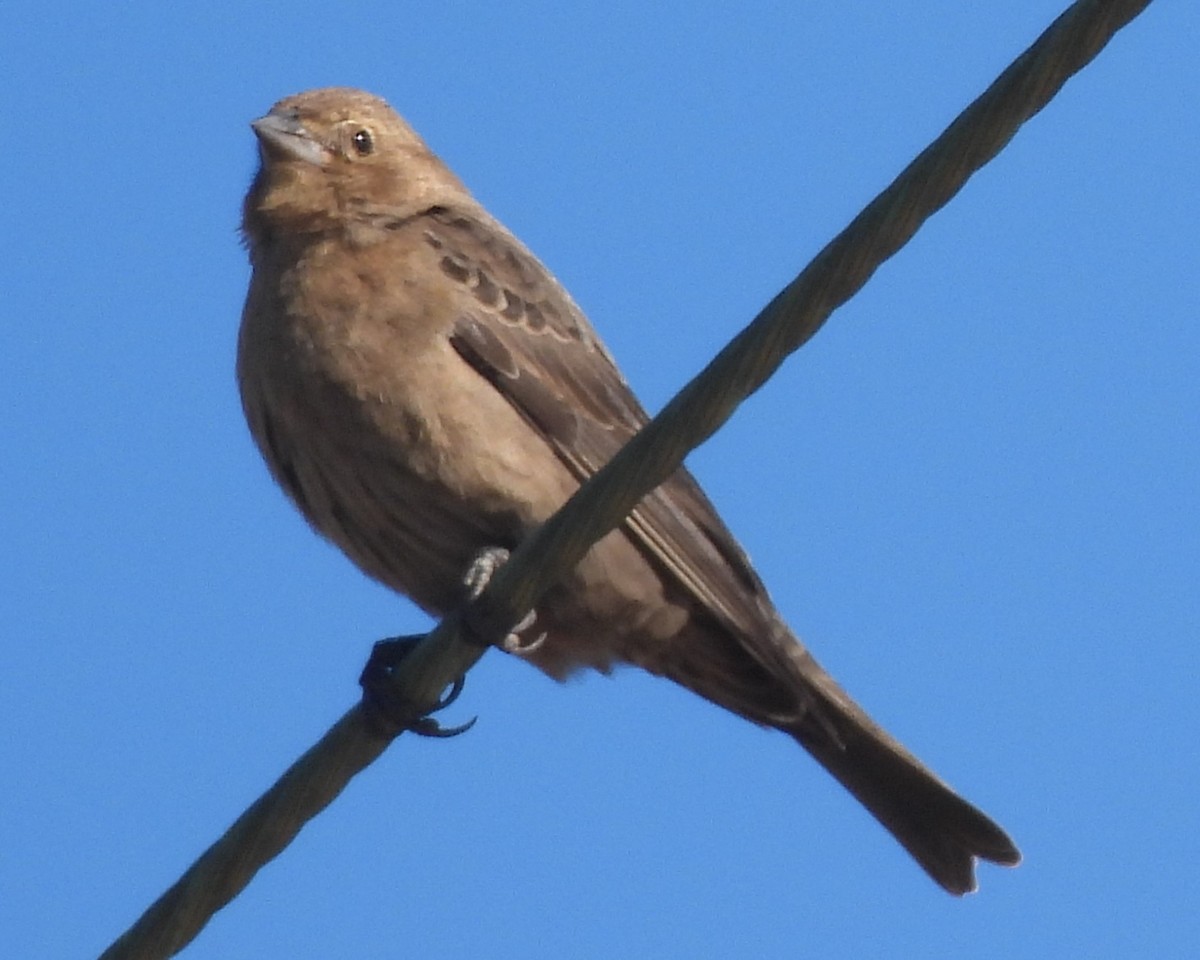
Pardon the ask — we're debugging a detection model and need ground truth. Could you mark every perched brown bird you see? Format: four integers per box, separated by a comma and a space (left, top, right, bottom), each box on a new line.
238, 87, 1020, 894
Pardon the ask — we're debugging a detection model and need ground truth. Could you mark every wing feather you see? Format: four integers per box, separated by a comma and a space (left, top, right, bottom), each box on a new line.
425, 208, 785, 659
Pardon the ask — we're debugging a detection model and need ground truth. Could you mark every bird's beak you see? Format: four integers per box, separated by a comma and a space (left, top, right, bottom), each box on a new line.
250, 113, 331, 166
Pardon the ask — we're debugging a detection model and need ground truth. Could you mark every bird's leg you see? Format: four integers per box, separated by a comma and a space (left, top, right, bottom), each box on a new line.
461, 546, 547, 656
358, 635, 477, 738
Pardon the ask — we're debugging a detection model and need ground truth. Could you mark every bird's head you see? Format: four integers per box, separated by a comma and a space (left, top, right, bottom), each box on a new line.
243, 87, 466, 242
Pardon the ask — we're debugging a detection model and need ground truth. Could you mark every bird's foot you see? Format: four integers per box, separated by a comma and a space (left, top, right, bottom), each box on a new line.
358, 635, 477, 738
462, 546, 547, 656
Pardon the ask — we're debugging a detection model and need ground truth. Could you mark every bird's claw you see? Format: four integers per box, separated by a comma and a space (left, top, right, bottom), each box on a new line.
497, 608, 547, 655
462, 545, 511, 602
462, 546, 547, 656
359, 635, 477, 738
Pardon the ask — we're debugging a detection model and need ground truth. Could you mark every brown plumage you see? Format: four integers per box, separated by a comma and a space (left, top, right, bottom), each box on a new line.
238, 87, 1020, 893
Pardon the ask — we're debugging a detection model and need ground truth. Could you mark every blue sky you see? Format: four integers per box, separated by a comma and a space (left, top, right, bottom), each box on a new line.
3, 2, 1197, 957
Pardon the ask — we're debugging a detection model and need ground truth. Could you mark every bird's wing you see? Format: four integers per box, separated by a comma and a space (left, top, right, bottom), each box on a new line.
423, 206, 788, 663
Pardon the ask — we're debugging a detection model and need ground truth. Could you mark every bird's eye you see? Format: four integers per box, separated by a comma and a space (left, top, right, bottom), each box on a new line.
351, 128, 374, 156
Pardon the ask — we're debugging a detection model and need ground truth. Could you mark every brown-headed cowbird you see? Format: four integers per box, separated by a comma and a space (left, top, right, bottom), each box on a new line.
238, 87, 1020, 893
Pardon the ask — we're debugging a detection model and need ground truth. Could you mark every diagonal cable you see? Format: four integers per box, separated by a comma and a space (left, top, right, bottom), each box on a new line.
98, 2, 1154, 957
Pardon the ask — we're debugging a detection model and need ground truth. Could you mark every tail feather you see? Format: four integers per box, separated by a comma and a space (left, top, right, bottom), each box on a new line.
788, 651, 1020, 894
791, 719, 1019, 893
633, 619, 1019, 892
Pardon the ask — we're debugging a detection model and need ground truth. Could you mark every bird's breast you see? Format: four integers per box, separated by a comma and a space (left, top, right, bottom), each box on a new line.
238, 235, 580, 613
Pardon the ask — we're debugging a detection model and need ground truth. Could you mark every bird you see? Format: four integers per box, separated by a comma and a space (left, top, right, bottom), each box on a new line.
237, 86, 1020, 894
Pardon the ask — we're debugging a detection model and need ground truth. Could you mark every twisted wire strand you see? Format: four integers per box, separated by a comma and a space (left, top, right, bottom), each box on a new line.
98, 3, 1153, 956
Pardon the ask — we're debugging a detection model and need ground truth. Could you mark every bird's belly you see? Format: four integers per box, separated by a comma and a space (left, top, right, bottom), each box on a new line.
314, 345, 582, 613
252, 323, 687, 676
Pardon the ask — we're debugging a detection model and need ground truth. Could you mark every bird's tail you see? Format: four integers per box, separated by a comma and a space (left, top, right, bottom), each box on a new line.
632, 616, 1019, 892
783, 646, 1020, 894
